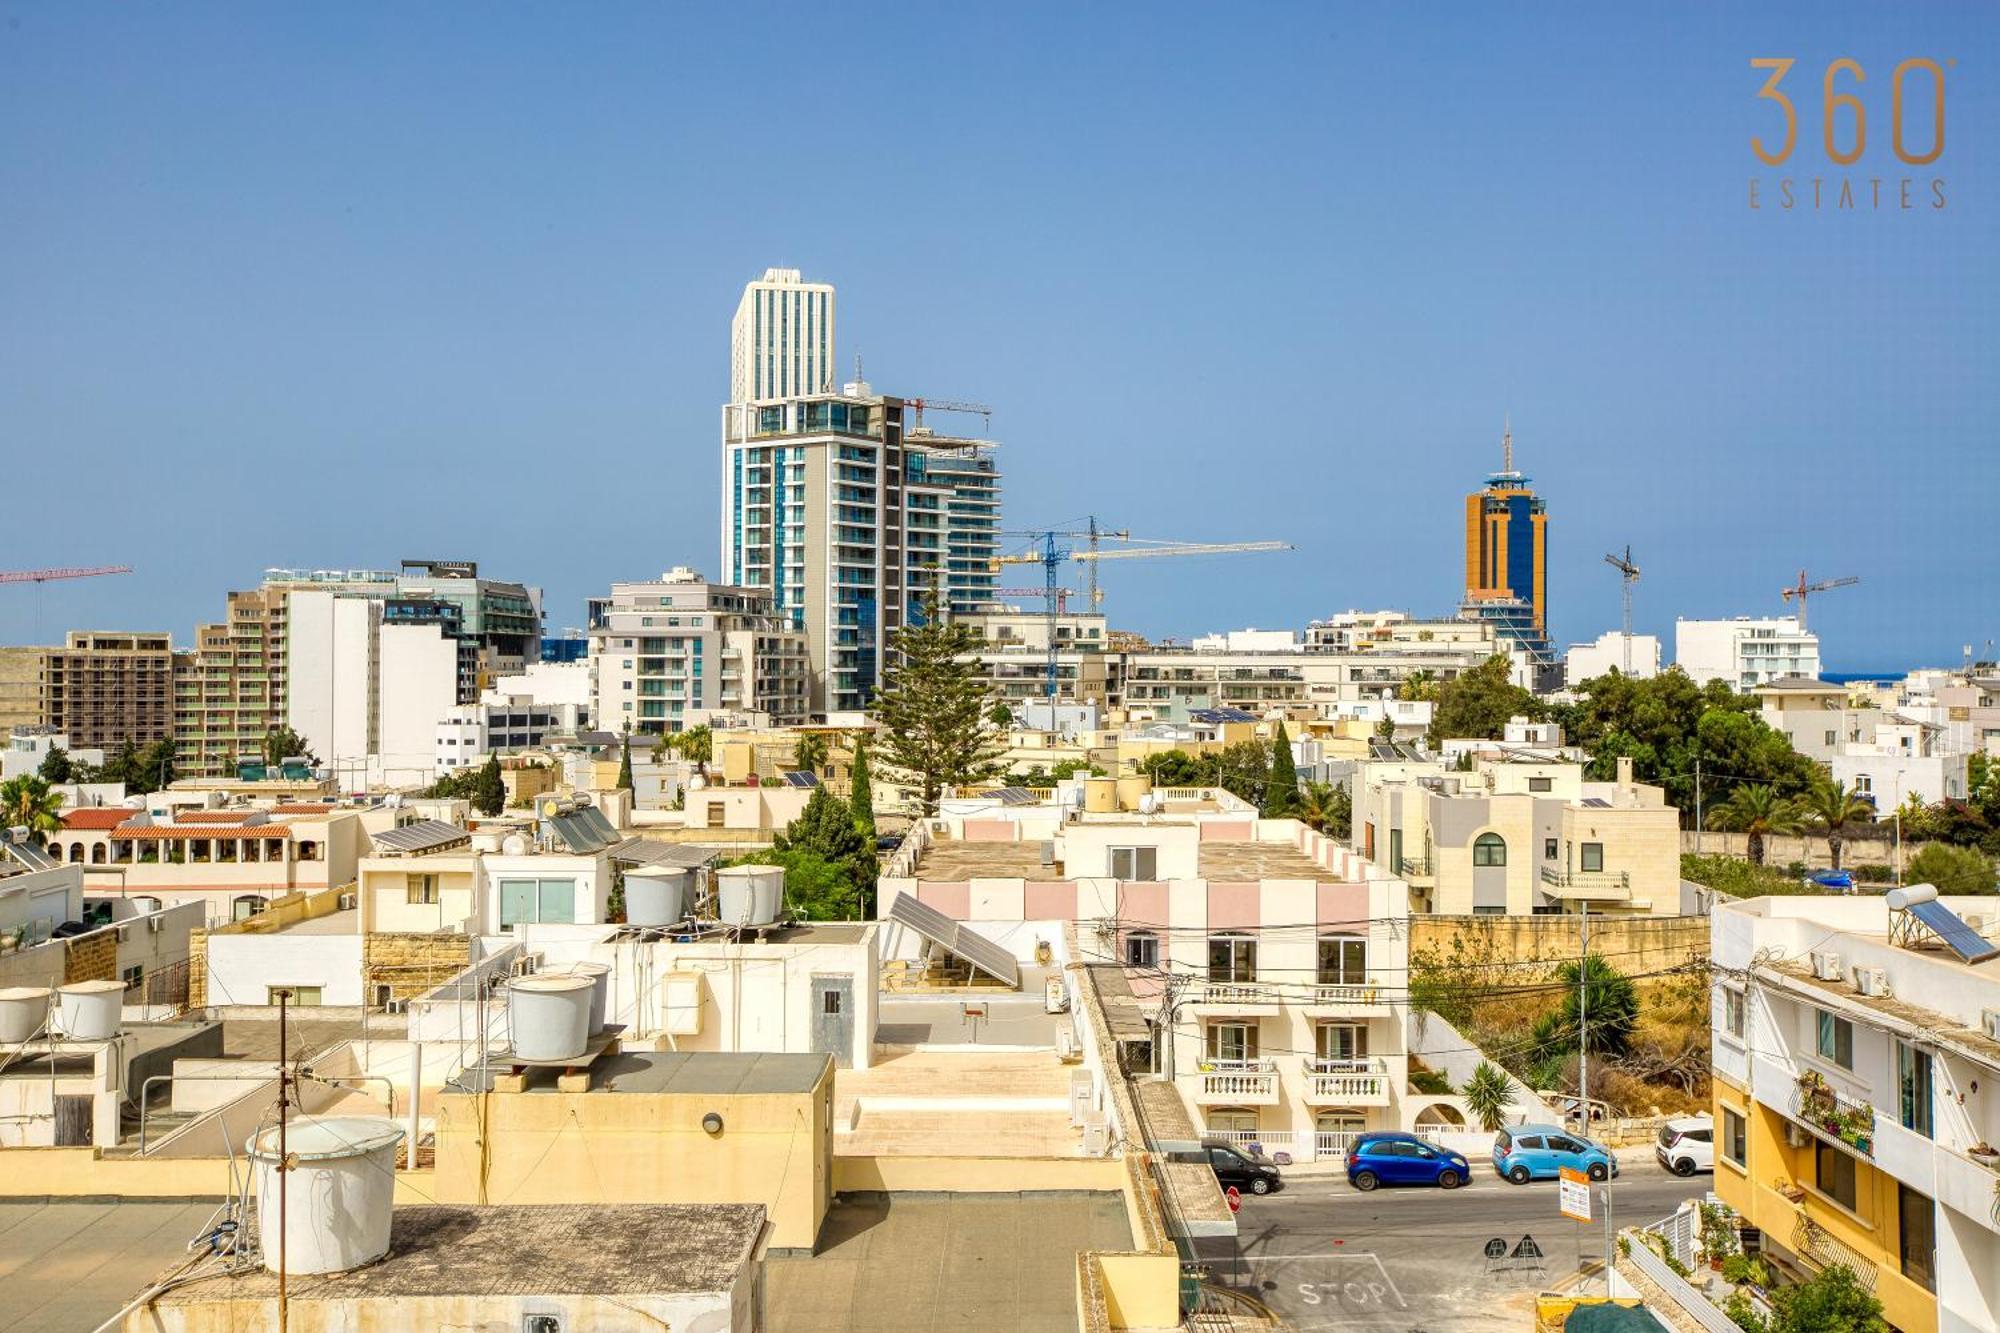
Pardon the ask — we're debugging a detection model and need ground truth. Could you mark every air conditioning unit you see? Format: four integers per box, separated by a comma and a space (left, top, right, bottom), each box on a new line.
383, 997, 408, 1015
1082, 1120, 1109, 1156
1810, 951, 1844, 981
147, 916, 164, 934
1983, 1010, 2000, 1042
337, 892, 357, 912
1784, 1123, 1813, 1149
511, 955, 539, 977
1056, 1026, 1080, 1061
1853, 967, 1890, 998
1045, 977, 1070, 1014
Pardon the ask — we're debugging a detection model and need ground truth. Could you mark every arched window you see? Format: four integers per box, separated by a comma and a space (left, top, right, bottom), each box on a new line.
68, 843, 84, 864
231, 895, 269, 922
91, 843, 107, 864
1472, 833, 1507, 867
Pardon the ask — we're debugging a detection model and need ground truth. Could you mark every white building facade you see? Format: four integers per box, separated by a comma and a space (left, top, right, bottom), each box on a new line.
1675, 617, 1822, 691
588, 569, 809, 734
1564, 630, 1663, 686
731, 267, 836, 404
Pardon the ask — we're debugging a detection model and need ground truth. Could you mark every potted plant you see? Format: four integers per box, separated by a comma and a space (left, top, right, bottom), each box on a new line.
1776, 1176, 1807, 1203
1970, 1142, 2000, 1168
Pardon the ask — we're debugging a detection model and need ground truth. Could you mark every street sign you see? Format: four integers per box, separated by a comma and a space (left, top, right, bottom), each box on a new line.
1558, 1166, 1592, 1222
1510, 1235, 1544, 1261
1225, 1185, 1242, 1214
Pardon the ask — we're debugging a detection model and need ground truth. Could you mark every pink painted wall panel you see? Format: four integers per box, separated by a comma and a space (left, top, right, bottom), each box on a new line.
1199, 820, 1255, 842
916, 882, 971, 919
961, 820, 1018, 843
1023, 881, 1078, 920
1207, 882, 1261, 931
1115, 881, 1170, 928
1316, 882, 1371, 930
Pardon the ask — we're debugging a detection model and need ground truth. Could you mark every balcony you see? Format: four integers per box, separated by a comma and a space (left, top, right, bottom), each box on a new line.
1305, 981, 1388, 1015
1397, 856, 1433, 882
1190, 979, 1282, 1014
1303, 1058, 1391, 1107
1539, 866, 1632, 900
1193, 1060, 1280, 1105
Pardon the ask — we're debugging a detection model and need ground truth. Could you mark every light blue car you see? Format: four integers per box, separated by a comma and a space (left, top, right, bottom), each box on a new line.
1492, 1124, 1619, 1184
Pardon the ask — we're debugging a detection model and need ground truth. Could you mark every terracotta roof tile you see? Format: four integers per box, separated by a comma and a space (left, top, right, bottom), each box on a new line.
62, 809, 132, 831
112, 824, 292, 839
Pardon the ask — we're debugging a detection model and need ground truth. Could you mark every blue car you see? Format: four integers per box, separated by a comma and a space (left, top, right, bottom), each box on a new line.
1492, 1124, 1619, 1184
1345, 1132, 1472, 1191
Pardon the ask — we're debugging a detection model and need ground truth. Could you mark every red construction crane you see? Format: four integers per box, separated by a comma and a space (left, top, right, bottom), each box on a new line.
0, 566, 133, 585
1779, 570, 1859, 631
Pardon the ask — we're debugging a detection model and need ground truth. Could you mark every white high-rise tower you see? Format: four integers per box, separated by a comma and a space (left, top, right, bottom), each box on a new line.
730, 268, 836, 403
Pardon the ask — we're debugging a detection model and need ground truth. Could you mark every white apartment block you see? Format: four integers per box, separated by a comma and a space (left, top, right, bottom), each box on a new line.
731, 267, 835, 404
587, 568, 808, 734
1564, 629, 1663, 685
875, 788, 1478, 1162
1191, 628, 1301, 653
1711, 894, 2000, 1333
1351, 754, 1682, 915
1304, 611, 1498, 655
1676, 616, 1822, 691
719, 391, 1001, 714
434, 697, 585, 772
285, 591, 461, 789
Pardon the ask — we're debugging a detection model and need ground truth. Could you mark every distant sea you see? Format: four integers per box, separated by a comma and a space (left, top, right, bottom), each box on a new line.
1822, 671, 1907, 685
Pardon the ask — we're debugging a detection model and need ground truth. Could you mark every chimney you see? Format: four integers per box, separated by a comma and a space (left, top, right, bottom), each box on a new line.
1616, 756, 1633, 787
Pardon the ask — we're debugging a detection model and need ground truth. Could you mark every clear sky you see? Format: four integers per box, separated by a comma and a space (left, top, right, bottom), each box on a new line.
2, 3, 1993, 670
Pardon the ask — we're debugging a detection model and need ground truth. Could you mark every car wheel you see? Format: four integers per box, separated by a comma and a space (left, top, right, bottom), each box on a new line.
1673, 1158, 1697, 1177
1250, 1177, 1271, 1195
1508, 1164, 1531, 1185
1437, 1168, 1461, 1189
1588, 1162, 1609, 1182
1353, 1171, 1378, 1192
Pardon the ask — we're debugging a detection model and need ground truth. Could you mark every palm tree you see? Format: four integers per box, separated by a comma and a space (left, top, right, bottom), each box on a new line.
794, 732, 830, 776
1801, 778, 1874, 871
1707, 783, 1805, 867
679, 724, 713, 777
1460, 1061, 1515, 1132
0, 775, 65, 843
1297, 781, 1351, 839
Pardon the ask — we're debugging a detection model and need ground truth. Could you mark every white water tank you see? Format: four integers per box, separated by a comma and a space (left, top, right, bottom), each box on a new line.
716, 865, 783, 926
0, 987, 47, 1043
248, 1116, 405, 1276
559, 962, 611, 1035
54, 979, 125, 1040
501, 834, 530, 856
505, 973, 594, 1060
471, 830, 502, 853
624, 866, 689, 927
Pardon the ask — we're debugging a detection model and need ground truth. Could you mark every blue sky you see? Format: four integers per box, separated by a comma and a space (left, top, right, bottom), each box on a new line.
2, 3, 1993, 670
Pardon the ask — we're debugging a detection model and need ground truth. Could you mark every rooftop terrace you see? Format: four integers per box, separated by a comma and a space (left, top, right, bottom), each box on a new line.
915, 829, 1336, 882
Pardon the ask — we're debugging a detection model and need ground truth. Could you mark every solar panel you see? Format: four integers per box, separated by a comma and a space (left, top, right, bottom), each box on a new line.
371, 819, 472, 855
4, 841, 57, 871
548, 810, 617, 854
1581, 797, 1611, 809
781, 771, 821, 788
1906, 899, 2000, 963
889, 894, 1020, 987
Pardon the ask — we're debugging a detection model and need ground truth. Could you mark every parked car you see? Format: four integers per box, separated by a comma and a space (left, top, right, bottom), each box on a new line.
1492, 1124, 1619, 1184
1656, 1114, 1715, 1176
1199, 1139, 1285, 1195
1345, 1131, 1472, 1191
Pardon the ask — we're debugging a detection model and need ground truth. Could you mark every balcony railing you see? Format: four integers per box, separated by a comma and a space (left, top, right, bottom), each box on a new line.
1196, 979, 1278, 1007
1539, 866, 1631, 892
1309, 981, 1382, 1007
1196, 1060, 1279, 1102
1397, 857, 1432, 879
1304, 1057, 1390, 1105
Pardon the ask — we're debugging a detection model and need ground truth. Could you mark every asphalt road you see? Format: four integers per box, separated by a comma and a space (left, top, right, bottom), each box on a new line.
1193, 1157, 1711, 1332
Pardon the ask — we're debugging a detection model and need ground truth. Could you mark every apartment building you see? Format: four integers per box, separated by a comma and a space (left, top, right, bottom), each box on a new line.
959, 608, 1121, 706
1304, 610, 1499, 655
434, 697, 583, 772
1711, 893, 2000, 1333
1352, 752, 1681, 915
1755, 677, 1970, 807
1676, 616, 1823, 691
876, 787, 1465, 1161
587, 568, 809, 733
731, 266, 836, 404
37, 632, 176, 749
1564, 629, 1663, 685
174, 586, 287, 779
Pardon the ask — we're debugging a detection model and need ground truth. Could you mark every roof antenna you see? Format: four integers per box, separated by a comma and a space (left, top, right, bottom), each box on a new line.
1502, 414, 1513, 474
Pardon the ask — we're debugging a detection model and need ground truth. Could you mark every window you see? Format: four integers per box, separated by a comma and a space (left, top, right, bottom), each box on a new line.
707, 802, 727, 829
1580, 842, 1604, 873
1472, 833, 1507, 867
1898, 1183, 1936, 1292
1109, 846, 1158, 879
1816, 1010, 1853, 1068
1316, 935, 1366, 985
1207, 935, 1256, 983
1814, 1140, 1859, 1211
1543, 838, 1558, 860
1124, 930, 1159, 969
499, 877, 579, 930
822, 989, 842, 1015
269, 986, 323, 1006
1723, 988, 1745, 1040
1898, 1042, 1933, 1138
231, 895, 269, 921
1721, 1108, 1746, 1166
1205, 1024, 1256, 1064
122, 964, 144, 991
1314, 1023, 1367, 1063
406, 874, 439, 905
1528, 777, 1553, 793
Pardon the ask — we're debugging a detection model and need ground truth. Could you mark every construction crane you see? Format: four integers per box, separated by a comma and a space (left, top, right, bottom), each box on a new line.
903, 397, 994, 433
992, 586, 1079, 612
1780, 570, 1859, 631
995, 530, 1292, 699
0, 565, 132, 585
1603, 545, 1640, 674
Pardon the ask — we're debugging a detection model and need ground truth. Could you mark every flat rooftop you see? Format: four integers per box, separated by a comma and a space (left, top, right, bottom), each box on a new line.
149, 1203, 765, 1304
916, 832, 1334, 883
0, 1200, 223, 1332
478, 1049, 831, 1096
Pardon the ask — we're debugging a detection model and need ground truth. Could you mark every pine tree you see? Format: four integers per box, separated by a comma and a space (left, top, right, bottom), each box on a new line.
1263, 721, 1301, 818
848, 739, 875, 836
471, 756, 506, 816
872, 598, 1005, 814
617, 724, 634, 792
37, 746, 73, 785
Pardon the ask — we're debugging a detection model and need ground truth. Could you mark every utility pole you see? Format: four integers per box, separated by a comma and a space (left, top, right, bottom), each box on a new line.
1576, 902, 1588, 1135
1693, 756, 1703, 856
276, 987, 292, 1333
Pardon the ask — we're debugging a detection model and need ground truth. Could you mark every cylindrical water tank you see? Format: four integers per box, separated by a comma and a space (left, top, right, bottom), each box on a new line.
247, 1116, 405, 1276
623, 867, 689, 927
1082, 776, 1117, 814
0, 987, 48, 1043
54, 979, 125, 1040
1116, 775, 1154, 811
471, 830, 502, 853
1887, 883, 1940, 910
500, 834, 530, 856
560, 962, 611, 1035
716, 865, 783, 926
505, 974, 594, 1061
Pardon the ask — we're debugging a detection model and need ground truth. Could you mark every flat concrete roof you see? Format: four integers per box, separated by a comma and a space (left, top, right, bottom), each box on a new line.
0, 1201, 223, 1333
150, 1204, 765, 1303
516, 1049, 832, 1096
